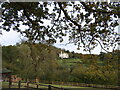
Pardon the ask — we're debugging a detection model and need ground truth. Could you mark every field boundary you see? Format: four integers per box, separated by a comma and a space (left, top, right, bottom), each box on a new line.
39, 80, 120, 89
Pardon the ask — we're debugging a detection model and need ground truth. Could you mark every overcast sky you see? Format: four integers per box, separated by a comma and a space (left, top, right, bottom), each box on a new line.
0, 20, 119, 54
0, 28, 117, 55
0, 21, 119, 54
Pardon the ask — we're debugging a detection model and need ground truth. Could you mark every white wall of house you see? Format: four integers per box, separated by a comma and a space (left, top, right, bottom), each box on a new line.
59, 51, 69, 59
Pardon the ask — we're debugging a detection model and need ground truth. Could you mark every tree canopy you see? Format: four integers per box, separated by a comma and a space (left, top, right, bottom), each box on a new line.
1, 1, 120, 52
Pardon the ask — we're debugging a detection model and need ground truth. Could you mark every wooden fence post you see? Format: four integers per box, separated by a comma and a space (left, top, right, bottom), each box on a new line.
9, 80, 11, 88
18, 80, 21, 88
36, 84, 39, 89
48, 85, 51, 90
27, 82, 29, 88
9, 78, 12, 88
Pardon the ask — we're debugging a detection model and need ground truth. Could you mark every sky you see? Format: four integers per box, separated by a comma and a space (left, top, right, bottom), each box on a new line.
0, 21, 103, 55
0, 21, 119, 55
0, 28, 117, 55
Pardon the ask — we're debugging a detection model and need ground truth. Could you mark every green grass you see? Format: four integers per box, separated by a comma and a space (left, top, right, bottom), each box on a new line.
2, 82, 9, 88
2, 82, 27, 88
58, 58, 82, 62
66, 88, 113, 90
58, 58, 106, 67
2, 82, 113, 90
2, 82, 48, 88
38, 83, 113, 90
2, 80, 112, 89
58, 58, 82, 66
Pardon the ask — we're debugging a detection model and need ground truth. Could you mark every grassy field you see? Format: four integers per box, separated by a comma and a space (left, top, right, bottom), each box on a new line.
58, 58, 105, 67
2, 82, 27, 88
58, 58, 83, 67
2, 82, 113, 90
58, 58, 82, 63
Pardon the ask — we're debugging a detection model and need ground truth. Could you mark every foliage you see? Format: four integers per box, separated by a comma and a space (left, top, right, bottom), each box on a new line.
1, 1, 120, 51
2, 43, 58, 81
2, 44, 119, 85
2, 46, 20, 73
71, 64, 118, 85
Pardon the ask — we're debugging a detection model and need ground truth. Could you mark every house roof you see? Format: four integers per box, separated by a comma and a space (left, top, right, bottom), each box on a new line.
0, 68, 12, 74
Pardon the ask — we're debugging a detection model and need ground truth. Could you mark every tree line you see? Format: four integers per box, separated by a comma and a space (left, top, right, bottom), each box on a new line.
2, 43, 119, 85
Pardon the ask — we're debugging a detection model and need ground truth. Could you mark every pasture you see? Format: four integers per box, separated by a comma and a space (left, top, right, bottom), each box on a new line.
2, 81, 114, 90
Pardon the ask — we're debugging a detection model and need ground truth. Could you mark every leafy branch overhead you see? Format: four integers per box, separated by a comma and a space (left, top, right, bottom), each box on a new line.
1, 2, 120, 52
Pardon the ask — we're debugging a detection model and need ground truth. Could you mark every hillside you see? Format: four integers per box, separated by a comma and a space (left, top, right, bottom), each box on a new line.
2, 43, 119, 86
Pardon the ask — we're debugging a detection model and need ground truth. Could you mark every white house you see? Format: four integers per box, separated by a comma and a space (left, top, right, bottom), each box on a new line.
59, 51, 69, 59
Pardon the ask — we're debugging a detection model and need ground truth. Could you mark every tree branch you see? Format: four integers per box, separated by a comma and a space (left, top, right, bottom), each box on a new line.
95, 39, 110, 53
58, 2, 81, 27
16, 3, 39, 26
80, 2, 112, 14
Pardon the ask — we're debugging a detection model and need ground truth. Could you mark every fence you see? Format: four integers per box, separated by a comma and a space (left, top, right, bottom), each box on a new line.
3, 80, 67, 90
39, 80, 120, 89
2, 80, 120, 90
